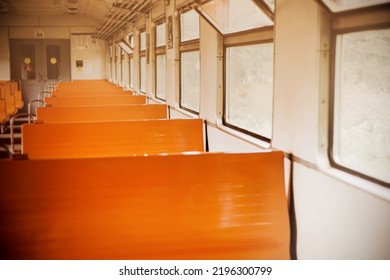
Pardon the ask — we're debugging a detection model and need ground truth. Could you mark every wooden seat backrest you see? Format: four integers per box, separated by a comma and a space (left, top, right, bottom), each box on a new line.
36, 104, 167, 123
0, 151, 290, 260
53, 90, 131, 97
56, 81, 124, 93
22, 119, 204, 159
0, 81, 16, 115
0, 85, 8, 123
45, 95, 146, 107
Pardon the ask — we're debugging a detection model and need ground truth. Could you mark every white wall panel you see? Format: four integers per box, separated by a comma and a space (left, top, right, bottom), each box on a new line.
294, 163, 390, 259
0, 28, 10, 80
273, 0, 320, 163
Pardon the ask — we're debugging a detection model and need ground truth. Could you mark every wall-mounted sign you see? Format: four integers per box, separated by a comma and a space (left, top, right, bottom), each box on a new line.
76, 60, 83, 67
35, 30, 45, 38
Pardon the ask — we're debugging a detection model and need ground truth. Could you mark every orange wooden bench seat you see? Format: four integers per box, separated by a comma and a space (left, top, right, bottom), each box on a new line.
21, 119, 204, 159
56, 82, 121, 91
0, 151, 290, 260
0, 86, 7, 123
52, 90, 131, 97
0, 81, 23, 124
45, 95, 146, 107
36, 104, 167, 123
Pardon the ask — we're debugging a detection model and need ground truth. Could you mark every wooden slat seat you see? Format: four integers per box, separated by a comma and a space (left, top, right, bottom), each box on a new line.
21, 119, 204, 159
45, 95, 146, 107
36, 104, 167, 123
0, 82, 17, 116
9, 81, 23, 110
0, 85, 7, 123
52, 90, 131, 98
0, 151, 290, 260
56, 80, 122, 92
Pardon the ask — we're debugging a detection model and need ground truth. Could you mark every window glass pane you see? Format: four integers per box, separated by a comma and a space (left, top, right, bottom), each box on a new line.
109, 45, 113, 57
180, 9, 200, 42
21, 45, 36, 80
127, 34, 134, 50
156, 22, 166, 47
181, 51, 200, 112
333, 28, 390, 183
121, 52, 125, 86
263, 0, 275, 11
129, 57, 133, 88
140, 56, 146, 92
197, 0, 273, 35
156, 54, 166, 100
321, 0, 388, 12
225, 43, 274, 139
140, 31, 146, 51
46, 45, 60, 80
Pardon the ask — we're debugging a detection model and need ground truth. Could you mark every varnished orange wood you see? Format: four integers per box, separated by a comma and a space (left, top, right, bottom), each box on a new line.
0, 152, 290, 260
45, 95, 146, 107
22, 119, 204, 159
53, 90, 131, 97
0, 81, 17, 115
0, 86, 7, 123
36, 104, 167, 123
11, 81, 24, 110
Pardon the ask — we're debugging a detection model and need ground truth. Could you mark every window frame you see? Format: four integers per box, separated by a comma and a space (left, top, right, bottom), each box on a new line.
139, 28, 147, 94
195, 0, 274, 36
178, 8, 201, 115
155, 18, 167, 101
222, 36, 274, 143
108, 44, 113, 82
127, 34, 134, 90
219, 22, 274, 142
120, 48, 125, 87
327, 5, 390, 188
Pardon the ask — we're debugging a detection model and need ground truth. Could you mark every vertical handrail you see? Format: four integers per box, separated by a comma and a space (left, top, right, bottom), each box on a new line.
39, 91, 52, 101
28, 99, 46, 123
10, 113, 35, 154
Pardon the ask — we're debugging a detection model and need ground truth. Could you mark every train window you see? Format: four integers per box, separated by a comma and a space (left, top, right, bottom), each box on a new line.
129, 57, 134, 88
120, 48, 125, 87
114, 44, 119, 83
140, 30, 146, 51
139, 30, 147, 93
225, 42, 274, 141
179, 9, 200, 113
200, 0, 276, 141
156, 22, 166, 48
196, 0, 273, 35
21, 45, 36, 80
320, 0, 388, 12
155, 21, 166, 100
180, 9, 199, 42
46, 45, 60, 80
330, 27, 390, 185
116, 44, 121, 85
109, 45, 113, 82
180, 50, 200, 112
127, 34, 134, 89
140, 56, 146, 93
261, 0, 275, 11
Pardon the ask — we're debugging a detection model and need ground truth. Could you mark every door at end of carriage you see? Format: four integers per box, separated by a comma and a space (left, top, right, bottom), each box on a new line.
10, 39, 71, 114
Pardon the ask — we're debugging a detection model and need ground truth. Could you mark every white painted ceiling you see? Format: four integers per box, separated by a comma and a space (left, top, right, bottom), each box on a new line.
0, 0, 155, 39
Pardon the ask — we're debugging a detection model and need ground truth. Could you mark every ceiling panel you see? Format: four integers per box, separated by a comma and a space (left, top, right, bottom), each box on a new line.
0, 0, 158, 40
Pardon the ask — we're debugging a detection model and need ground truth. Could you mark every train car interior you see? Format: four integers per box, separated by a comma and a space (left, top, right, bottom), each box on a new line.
0, 0, 389, 260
